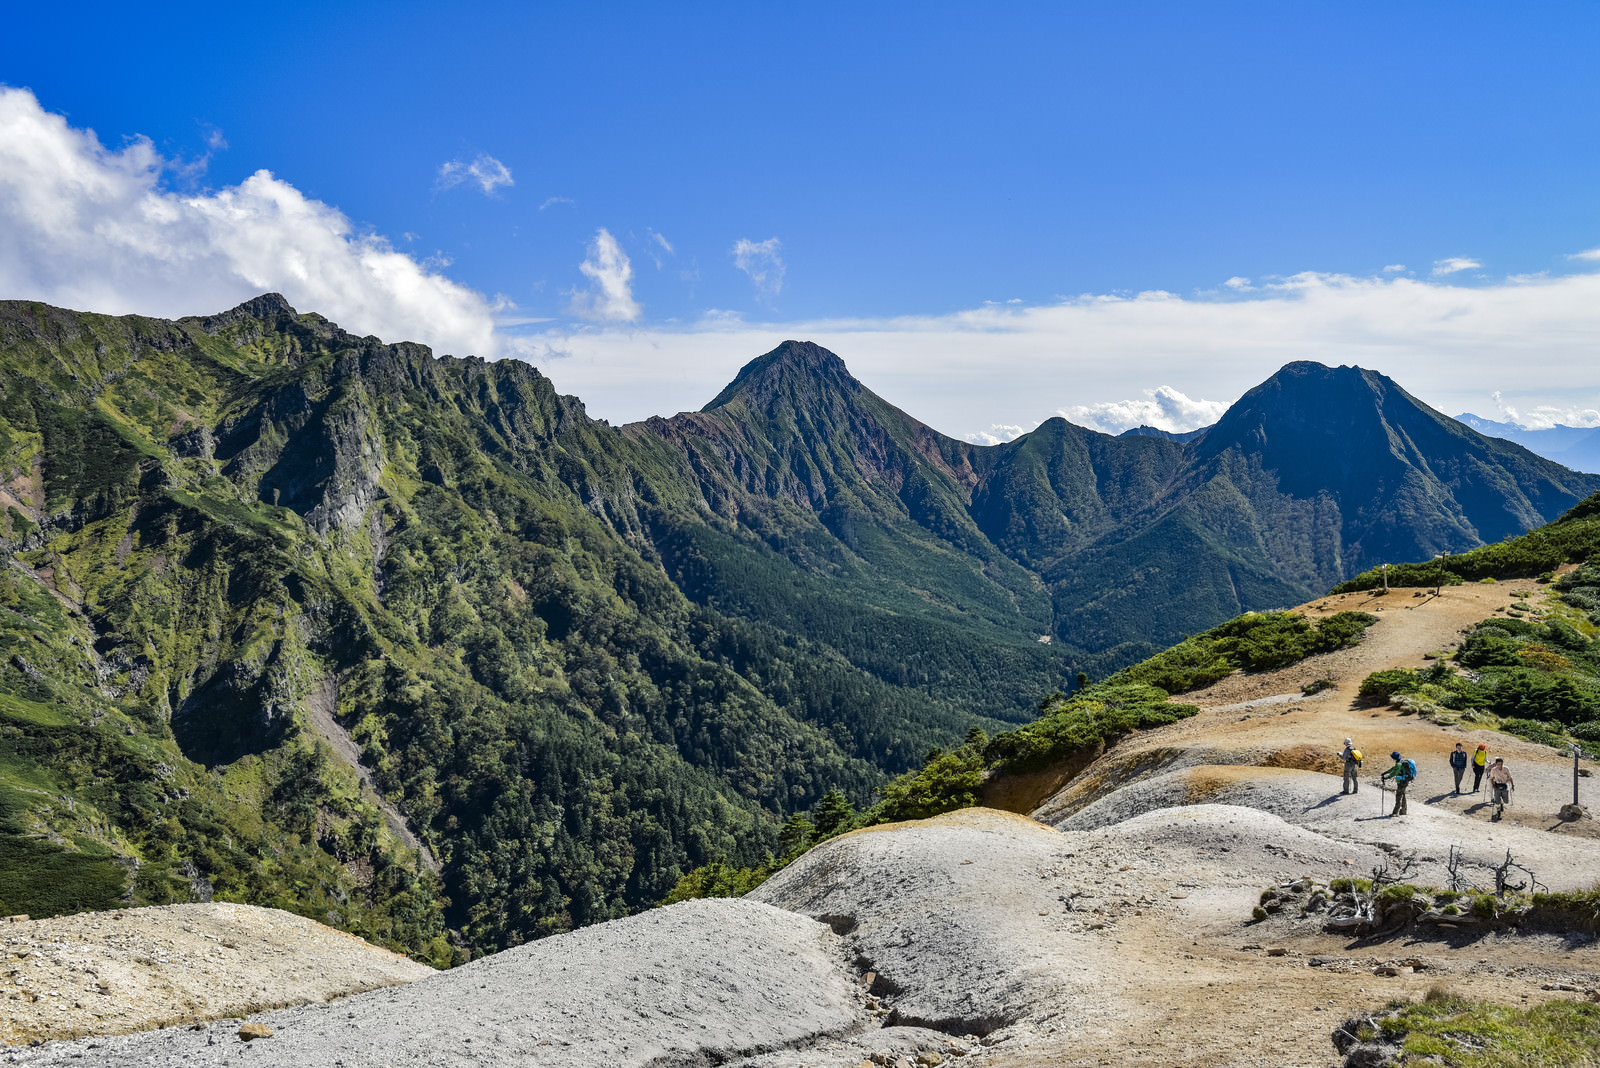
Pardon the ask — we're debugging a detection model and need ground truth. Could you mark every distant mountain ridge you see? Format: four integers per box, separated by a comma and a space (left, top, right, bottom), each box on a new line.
2, 296, 1597, 954
1455, 412, 1600, 475
631, 347, 1599, 661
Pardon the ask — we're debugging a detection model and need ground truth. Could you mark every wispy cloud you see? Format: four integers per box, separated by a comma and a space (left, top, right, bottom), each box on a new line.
437, 154, 514, 195
1060, 386, 1228, 435
1382, 264, 1406, 273
1569, 247, 1600, 262
1223, 276, 1252, 290
732, 237, 785, 297
539, 195, 575, 211
568, 228, 641, 323
1432, 257, 1481, 276
643, 228, 674, 269
0, 86, 498, 356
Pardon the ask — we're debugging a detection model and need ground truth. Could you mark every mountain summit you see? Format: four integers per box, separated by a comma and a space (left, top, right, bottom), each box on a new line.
702, 340, 860, 412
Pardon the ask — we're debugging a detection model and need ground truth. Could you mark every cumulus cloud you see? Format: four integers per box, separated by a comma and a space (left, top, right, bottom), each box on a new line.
1059, 386, 1229, 435
0, 86, 499, 355
516, 267, 1600, 438
568, 228, 640, 322
1432, 257, 1481, 276
1383, 264, 1406, 273
962, 423, 1036, 446
732, 237, 785, 297
1223, 276, 1252, 290
436, 153, 514, 195
1489, 390, 1600, 429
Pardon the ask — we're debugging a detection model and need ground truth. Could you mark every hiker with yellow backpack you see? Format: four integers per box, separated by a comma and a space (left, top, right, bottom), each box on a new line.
1471, 743, 1489, 793
1339, 738, 1362, 794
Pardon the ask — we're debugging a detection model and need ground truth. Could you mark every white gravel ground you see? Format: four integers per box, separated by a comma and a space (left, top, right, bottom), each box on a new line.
3, 899, 866, 1068
752, 808, 1103, 1038
1056, 766, 1600, 891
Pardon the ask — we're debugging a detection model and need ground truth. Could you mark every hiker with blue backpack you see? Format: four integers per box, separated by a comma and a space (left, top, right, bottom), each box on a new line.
1381, 751, 1417, 816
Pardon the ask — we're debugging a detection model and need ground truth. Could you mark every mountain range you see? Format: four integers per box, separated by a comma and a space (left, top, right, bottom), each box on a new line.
1454, 412, 1600, 475
2, 294, 1595, 955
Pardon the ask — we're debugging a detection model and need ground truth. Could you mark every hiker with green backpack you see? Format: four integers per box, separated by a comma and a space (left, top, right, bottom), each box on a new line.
1380, 751, 1417, 816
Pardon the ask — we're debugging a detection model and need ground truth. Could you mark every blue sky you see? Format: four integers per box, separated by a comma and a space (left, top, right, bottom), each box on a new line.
3, 2, 1600, 437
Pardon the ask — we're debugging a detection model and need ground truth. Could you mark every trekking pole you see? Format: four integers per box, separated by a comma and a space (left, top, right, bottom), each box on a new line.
1377, 776, 1385, 818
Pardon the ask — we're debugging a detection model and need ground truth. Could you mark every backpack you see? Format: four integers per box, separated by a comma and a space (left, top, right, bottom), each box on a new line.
1399, 758, 1417, 782
1350, 749, 1363, 764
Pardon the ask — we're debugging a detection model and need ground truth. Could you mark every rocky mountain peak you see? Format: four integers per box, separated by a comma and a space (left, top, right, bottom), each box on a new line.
701, 340, 859, 412
186, 292, 300, 334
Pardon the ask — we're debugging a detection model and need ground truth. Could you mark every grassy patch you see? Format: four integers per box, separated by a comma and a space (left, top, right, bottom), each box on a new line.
1379, 993, 1600, 1067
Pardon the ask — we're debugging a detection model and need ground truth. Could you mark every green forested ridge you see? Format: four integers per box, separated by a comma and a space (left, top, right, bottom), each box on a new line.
664, 608, 1382, 901
2, 297, 1595, 955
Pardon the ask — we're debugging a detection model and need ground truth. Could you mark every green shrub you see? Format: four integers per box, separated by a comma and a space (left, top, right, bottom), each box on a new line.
1470, 893, 1501, 919
1113, 611, 1377, 693
1359, 669, 1425, 701
1498, 717, 1569, 749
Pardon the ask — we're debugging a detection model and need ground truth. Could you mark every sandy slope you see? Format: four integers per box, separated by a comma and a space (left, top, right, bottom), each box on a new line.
0, 904, 428, 1047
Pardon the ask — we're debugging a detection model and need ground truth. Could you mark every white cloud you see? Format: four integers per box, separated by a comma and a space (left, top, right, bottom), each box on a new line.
1383, 264, 1406, 273
514, 267, 1600, 439
649, 229, 674, 255
539, 195, 574, 211
1432, 257, 1481, 276
0, 86, 499, 355
437, 154, 514, 195
1224, 276, 1252, 290
1570, 247, 1600, 262
1060, 386, 1228, 435
1489, 390, 1600, 429
568, 228, 640, 323
962, 423, 1036, 446
732, 237, 785, 297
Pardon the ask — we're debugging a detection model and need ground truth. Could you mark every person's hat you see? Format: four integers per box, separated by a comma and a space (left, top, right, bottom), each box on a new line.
1476, 743, 1488, 750
1344, 738, 1352, 745
1391, 751, 1401, 759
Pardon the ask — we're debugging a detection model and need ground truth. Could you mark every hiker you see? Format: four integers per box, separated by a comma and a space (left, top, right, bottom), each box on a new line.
1449, 742, 1469, 794
1381, 750, 1416, 816
1471, 743, 1489, 792
1487, 757, 1514, 819
1339, 738, 1362, 794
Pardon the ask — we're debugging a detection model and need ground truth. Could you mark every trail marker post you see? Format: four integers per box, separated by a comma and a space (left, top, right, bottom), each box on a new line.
1570, 743, 1583, 808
